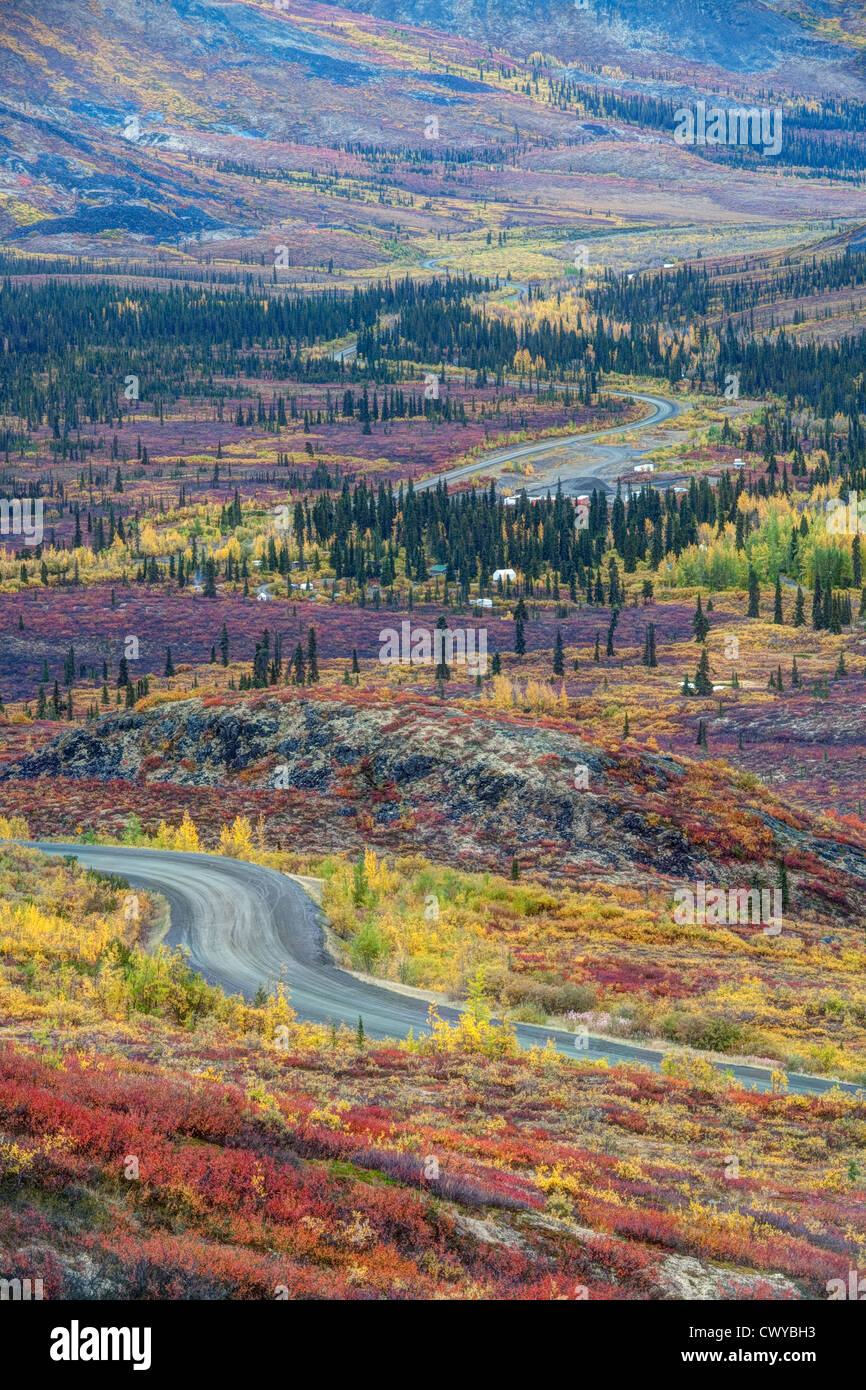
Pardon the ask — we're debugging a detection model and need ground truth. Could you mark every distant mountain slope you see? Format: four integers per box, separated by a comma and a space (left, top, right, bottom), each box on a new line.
322, 0, 863, 78
0, 0, 863, 256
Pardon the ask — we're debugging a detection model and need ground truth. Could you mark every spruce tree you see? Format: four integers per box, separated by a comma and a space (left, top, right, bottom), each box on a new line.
434, 618, 451, 681
747, 567, 760, 618
306, 626, 319, 683
829, 595, 842, 635
812, 573, 823, 629
793, 586, 805, 627
203, 556, 217, 598
291, 643, 306, 685
773, 577, 783, 624
553, 628, 564, 676
693, 647, 712, 695
692, 593, 709, 642
164, 648, 175, 678
777, 861, 790, 912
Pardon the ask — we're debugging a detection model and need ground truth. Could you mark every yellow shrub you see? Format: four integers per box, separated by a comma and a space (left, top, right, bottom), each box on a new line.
0, 814, 30, 840
153, 810, 200, 852
219, 814, 254, 859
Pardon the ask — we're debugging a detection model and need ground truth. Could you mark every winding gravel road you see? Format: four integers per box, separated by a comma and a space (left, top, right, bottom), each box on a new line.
330, 246, 679, 494
414, 390, 680, 496
32, 843, 861, 1097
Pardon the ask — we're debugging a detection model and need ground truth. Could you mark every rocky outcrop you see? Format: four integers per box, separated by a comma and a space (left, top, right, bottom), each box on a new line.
7, 689, 865, 897
2, 690, 720, 880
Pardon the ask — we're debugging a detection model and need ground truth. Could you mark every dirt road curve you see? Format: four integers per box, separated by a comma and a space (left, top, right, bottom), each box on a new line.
30, 843, 861, 1098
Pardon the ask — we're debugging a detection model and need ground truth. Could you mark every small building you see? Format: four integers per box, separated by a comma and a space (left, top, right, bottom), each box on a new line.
492, 568, 516, 583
